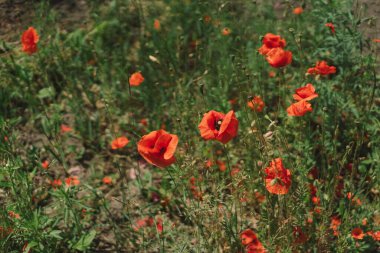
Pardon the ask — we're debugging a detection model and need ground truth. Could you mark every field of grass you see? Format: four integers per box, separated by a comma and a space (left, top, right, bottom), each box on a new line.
0, 0, 379, 252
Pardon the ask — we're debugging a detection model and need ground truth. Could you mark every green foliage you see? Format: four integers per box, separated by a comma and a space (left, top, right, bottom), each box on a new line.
0, 0, 379, 252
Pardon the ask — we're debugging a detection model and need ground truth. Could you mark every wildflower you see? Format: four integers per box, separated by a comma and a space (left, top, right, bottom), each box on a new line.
8, 211, 20, 219
205, 159, 213, 168
134, 217, 163, 233
41, 160, 49, 169
246, 242, 266, 253
264, 158, 291, 195
129, 72, 144, 86
258, 33, 286, 55
137, 129, 178, 168
308, 167, 318, 180
198, 110, 238, 144
373, 39, 380, 43
140, 118, 148, 127
51, 179, 62, 189
153, 19, 161, 31
287, 100, 313, 117
309, 183, 317, 196
222, 27, 231, 36
102, 176, 112, 184
111, 136, 129, 150
307, 61, 336, 75
241, 229, 258, 245
351, 228, 365, 240
312, 196, 320, 205
293, 83, 318, 101
330, 216, 341, 231
362, 218, 367, 226
314, 206, 322, 214
228, 98, 238, 105
247, 96, 265, 112
241, 229, 266, 253
293, 7, 303, 15
265, 47, 292, 68
293, 226, 308, 244
216, 160, 227, 172
189, 177, 203, 201
325, 23, 335, 34
254, 191, 266, 203
230, 167, 240, 176
65, 176, 80, 187
21, 27, 39, 54
60, 124, 73, 134
370, 231, 380, 241
268, 71, 276, 78
203, 15, 211, 23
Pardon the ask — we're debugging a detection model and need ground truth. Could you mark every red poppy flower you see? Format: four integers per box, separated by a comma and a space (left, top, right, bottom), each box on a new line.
129, 72, 144, 86
21, 27, 39, 54
205, 159, 213, 168
140, 118, 148, 126
287, 100, 313, 117
247, 96, 265, 112
198, 110, 238, 144
351, 228, 365, 240
371, 231, 380, 241
293, 7, 303, 15
65, 176, 80, 187
312, 196, 320, 205
8, 211, 20, 219
230, 167, 240, 176
293, 226, 308, 244
268, 71, 276, 78
246, 240, 266, 253
216, 160, 227, 172
134, 217, 163, 233
325, 23, 335, 34
258, 33, 286, 55
241, 229, 258, 245
373, 39, 380, 43
309, 183, 317, 196
41, 160, 49, 169
222, 27, 231, 36
153, 19, 161, 31
203, 15, 212, 23
264, 158, 291, 195
111, 136, 129, 150
307, 61, 336, 75
265, 48, 292, 68
60, 124, 73, 134
254, 192, 266, 203
308, 167, 319, 180
102, 176, 112, 184
51, 179, 62, 189
293, 83, 318, 101
228, 98, 237, 105
137, 129, 178, 168
155, 217, 163, 233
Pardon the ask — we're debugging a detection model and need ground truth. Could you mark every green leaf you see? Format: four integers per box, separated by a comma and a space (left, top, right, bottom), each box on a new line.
72, 230, 96, 251
49, 230, 63, 239
37, 87, 55, 99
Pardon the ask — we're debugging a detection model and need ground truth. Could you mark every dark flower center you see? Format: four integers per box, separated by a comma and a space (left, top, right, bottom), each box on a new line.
214, 119, 223, 131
